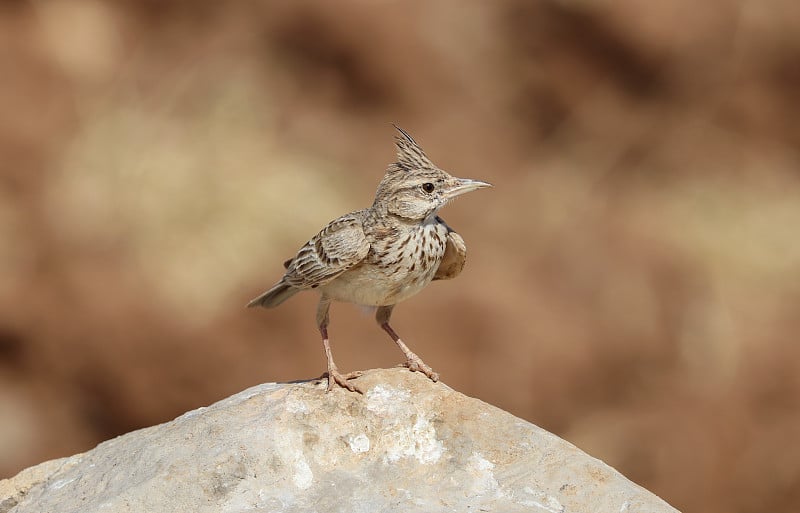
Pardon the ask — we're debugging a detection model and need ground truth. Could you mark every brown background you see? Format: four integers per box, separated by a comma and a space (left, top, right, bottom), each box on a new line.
2, 1, 800, 512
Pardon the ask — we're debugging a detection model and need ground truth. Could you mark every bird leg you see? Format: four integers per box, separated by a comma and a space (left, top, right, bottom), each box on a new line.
317, 298, 362, 393
375, 305, 439, 382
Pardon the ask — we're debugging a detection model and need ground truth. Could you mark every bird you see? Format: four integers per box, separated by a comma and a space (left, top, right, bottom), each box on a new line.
247, 126, 491, 392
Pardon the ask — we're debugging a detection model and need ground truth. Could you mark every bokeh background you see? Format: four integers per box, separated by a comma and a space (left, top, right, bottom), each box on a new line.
2, 1, 800, 511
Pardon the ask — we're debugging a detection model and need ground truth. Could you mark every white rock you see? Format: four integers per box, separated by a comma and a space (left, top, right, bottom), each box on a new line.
0, 368, 679, 513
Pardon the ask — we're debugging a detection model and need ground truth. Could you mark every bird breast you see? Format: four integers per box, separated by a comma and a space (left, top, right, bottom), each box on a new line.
319, 220, 449, 307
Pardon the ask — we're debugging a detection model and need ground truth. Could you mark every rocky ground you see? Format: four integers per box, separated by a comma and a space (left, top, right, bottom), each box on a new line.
1, 369, 678, 513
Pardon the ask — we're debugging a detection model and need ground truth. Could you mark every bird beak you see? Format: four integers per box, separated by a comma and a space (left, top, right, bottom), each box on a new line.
445, 178, 493, 199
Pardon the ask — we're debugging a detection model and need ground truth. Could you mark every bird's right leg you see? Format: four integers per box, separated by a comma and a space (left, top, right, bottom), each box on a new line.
317, 297, 362, 393
376, 305, 439, 382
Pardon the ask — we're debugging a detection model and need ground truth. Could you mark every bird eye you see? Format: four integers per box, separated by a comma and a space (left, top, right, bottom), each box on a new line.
422, 183, 435, 193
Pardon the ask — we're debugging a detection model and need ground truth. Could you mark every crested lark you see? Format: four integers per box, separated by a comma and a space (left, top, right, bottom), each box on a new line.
247, 126, 491, 392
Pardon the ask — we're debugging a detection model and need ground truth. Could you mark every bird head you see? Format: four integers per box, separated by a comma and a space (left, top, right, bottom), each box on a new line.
373, 125, 492, 221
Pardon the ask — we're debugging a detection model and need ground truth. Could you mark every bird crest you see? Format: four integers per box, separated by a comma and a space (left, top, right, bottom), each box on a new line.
393, 124, 435, 171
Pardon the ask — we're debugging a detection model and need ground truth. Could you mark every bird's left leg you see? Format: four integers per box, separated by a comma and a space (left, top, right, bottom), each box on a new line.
376, 305, 439, 382
317, 297, 362, 393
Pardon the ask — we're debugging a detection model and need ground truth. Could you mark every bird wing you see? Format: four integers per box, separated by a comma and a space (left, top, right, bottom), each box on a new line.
283, 213, 370, 289
434, 228, 467, 281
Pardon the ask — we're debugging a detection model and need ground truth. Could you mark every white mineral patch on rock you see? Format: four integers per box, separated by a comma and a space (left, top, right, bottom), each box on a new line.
0, 368, 680, 513
465, 452, 501, 497
521, 487, 566, 513
284, 396, 309, 414
292, 458, 313, 490
365, 383, 444, 464
348, 433, 370, 453
365, 383, 410, 414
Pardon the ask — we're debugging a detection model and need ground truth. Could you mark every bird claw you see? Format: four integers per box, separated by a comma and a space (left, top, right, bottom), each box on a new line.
403, 357, 440, 382
323, 369, 364, 393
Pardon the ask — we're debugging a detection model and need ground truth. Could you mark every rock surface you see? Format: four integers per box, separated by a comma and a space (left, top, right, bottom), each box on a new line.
1, 368, 679, 513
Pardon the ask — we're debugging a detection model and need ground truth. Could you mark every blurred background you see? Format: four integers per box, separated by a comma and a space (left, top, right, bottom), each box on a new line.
1, 0, 799, 511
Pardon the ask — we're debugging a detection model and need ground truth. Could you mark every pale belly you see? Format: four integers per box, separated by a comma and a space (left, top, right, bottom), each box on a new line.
319, 222, 448, 306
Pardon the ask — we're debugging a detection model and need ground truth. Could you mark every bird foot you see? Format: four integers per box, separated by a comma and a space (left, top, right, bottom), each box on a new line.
401, 355, 440, 382
322, 369, 364, 393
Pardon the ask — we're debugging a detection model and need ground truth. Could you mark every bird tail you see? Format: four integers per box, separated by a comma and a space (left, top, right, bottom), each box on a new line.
246, 280, 299, 308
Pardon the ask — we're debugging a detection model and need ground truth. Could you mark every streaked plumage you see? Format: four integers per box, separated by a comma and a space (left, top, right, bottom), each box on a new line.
248, 126, 491, 392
